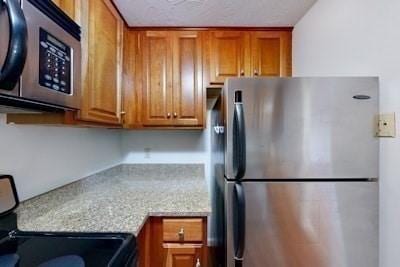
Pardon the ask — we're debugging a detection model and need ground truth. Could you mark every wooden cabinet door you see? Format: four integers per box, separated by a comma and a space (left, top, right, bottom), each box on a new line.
164, 243, 203, 267
80, 0, 123, 124
209, 31, 249, 83
172, 31, 203, 127
122, 29, 141, 128
51, 0, 81, 23
141, 31, 173, 126
250, 31, 292, 77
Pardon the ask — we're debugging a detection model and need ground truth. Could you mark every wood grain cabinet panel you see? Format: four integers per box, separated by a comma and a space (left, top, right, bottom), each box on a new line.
163, 218, 203, 242
141, 31, 173, 126
172, 31, 203, 126
163, 243, 203, 267
123, 29, 292, 129
79, 0, 123, 125
251, 31, 292, 77
137, 217, 208, 267
137, 31, 204, 127
209, 31, 249, 83
51, 0, 80, 23
122, 29, 141, 128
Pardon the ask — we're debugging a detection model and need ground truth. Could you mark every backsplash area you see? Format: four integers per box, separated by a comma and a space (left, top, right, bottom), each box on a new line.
121, 130, 209, 164
0, 114, 122, 201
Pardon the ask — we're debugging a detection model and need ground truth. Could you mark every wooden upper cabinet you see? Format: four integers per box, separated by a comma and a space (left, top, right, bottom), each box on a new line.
51, 0, 81, 24
79, 0, 123, 124
209, 31, 249, 83
123, 28, 292, 129
172, 31, 203, 126
251, 31, 292, 77
122, 29, 140, 128
138, 31, 204, 128
206, 30, 292, 85
141, 31, 173, 126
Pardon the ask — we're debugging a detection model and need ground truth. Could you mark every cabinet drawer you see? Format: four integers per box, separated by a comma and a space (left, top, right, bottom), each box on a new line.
163, 218, 203, 242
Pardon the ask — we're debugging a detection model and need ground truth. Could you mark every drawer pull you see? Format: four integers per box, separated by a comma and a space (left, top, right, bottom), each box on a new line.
178, 227, 185, 241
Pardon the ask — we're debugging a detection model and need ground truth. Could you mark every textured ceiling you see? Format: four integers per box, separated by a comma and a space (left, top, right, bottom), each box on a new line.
113, 0, 317, 27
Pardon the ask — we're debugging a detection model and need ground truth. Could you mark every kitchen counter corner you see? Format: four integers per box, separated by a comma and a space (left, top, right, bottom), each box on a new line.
16, 164, 211, 235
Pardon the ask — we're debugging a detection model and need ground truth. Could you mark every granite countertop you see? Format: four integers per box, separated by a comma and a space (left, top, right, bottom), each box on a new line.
16, 164, 211, 235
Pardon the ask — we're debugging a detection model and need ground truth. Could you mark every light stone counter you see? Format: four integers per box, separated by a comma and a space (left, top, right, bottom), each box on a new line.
16, 164, 210, 235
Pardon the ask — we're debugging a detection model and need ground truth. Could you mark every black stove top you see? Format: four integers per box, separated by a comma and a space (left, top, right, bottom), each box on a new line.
0, 230, 137, 267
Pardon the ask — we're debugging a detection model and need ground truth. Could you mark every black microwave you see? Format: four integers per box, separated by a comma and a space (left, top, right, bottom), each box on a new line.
0, 0, 81, 112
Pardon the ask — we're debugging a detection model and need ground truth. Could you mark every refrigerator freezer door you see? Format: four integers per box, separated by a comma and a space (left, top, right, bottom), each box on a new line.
224, 77, 379, 180
225, 181, 379, 267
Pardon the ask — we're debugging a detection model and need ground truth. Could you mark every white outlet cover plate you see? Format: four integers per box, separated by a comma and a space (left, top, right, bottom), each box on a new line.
377, 113, 396, 137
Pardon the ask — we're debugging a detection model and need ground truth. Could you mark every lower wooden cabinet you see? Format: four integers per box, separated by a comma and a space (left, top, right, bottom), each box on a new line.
137, 217, 208, 267
164, 243, 203, 267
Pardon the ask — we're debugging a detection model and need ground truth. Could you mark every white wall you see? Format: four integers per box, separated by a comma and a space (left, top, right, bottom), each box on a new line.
121, 103, 215, 173
121, 130, 208, 164
0, 114, 122, 201
293, 1, 400, 266
121, 121, 212, 186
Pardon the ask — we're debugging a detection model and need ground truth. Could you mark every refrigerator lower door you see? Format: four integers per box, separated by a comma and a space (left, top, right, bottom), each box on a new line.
225, 181, 378, 267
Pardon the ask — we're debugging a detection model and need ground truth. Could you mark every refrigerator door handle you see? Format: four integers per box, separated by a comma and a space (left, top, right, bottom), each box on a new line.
233, 182, 245, 265
233, 90, 246, 180
0, 0, 27, 91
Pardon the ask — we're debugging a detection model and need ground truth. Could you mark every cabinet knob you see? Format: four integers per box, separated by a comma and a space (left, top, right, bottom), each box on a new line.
195, 258, 201, 267
254, 69, 259, 76
240, 70, 245, 76
173, 112, 178, 118
178, 227, 185, 241
120, 111, 126, 115
167, 113, 171, 118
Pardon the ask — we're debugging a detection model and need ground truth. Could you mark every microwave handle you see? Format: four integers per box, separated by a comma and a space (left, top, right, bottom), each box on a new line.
0, 0, 27, 91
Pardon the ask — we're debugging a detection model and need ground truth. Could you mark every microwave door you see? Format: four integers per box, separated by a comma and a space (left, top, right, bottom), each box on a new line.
20, 0, 81, 109
0, 0, 27, 95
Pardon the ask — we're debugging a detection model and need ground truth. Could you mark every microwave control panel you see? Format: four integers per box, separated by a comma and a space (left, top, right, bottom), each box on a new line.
39, 28, 72, 95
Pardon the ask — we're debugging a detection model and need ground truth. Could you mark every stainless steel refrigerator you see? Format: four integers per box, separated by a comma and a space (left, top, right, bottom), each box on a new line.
211, 77, 379, 267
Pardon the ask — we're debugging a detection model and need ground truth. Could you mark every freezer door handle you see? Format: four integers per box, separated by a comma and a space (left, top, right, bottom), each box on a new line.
232, 90, 246, 180
233, 182, 245, 263
0, 0, 27, 91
